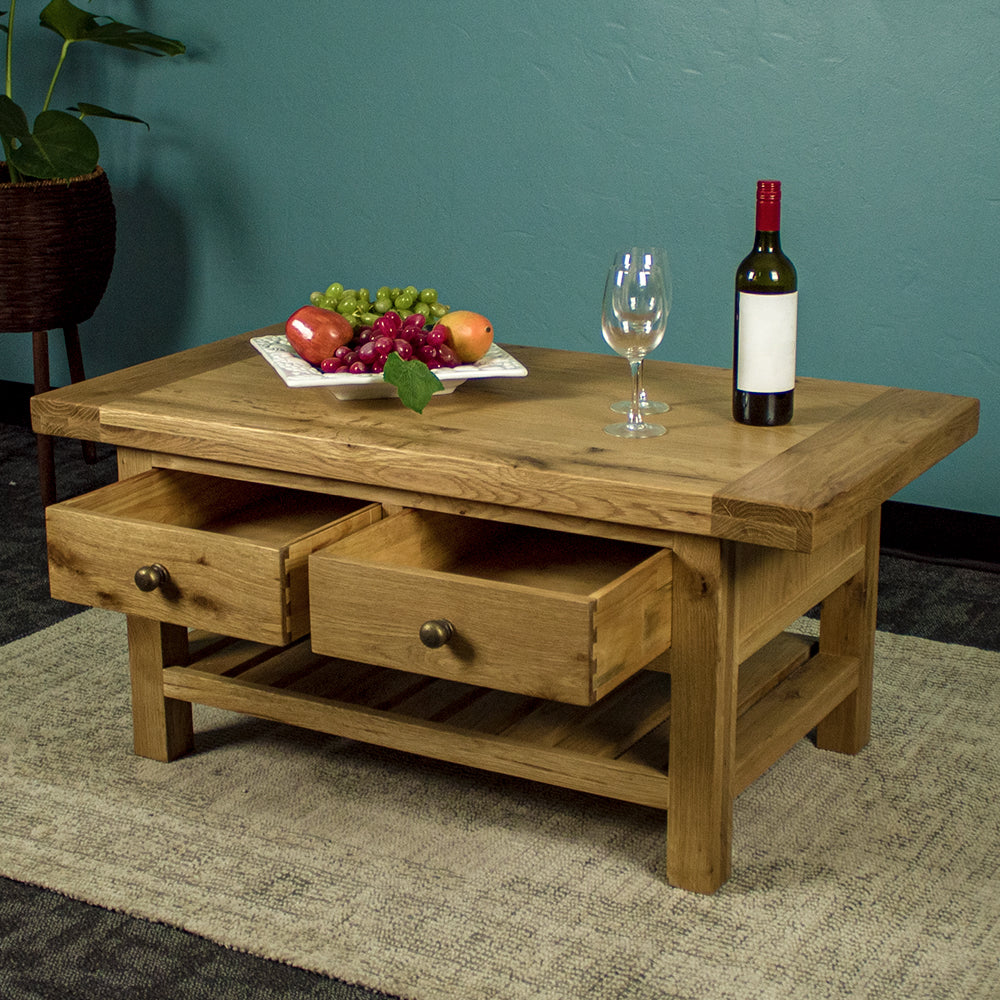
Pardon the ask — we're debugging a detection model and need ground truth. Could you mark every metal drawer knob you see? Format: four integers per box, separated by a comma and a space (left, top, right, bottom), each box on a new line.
419, 619, 454, 648
134, 563, 170, 592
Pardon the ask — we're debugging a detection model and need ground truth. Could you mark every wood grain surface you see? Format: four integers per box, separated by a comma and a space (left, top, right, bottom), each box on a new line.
30, 331, 979, 550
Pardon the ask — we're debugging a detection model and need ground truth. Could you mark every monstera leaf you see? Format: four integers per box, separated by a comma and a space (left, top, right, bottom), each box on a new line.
0, 0, 184, 182
39, 0, 185, 56
0, 102, 99, 179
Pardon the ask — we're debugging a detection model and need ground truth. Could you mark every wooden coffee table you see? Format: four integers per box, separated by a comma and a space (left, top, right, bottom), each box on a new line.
32, 328, 979, 893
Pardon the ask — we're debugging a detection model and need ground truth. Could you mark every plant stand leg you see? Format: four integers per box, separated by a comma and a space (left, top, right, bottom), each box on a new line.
31, 330, 56, 508
30, 325, 99, 506
62, 324, 98, 464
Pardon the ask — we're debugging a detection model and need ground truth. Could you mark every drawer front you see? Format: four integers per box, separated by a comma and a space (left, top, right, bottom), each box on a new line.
46, 470, 380, 645
308, 509, 672, 705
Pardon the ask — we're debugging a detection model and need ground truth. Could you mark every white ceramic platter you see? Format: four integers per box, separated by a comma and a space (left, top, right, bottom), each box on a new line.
251, 335, 528, 400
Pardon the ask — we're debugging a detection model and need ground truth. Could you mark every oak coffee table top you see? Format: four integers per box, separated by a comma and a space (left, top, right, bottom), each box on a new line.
32, 327, 979, 551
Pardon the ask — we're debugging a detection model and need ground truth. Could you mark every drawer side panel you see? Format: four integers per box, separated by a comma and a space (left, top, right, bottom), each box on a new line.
591, 548, 673, 700
283, 505, 383, 641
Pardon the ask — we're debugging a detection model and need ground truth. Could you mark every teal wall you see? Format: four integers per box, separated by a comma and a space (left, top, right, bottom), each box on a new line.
4, 2, 997, 515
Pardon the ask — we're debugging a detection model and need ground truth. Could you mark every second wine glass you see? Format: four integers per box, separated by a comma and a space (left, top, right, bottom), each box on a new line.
610, 248, 671, 414
601, 247, 671, 438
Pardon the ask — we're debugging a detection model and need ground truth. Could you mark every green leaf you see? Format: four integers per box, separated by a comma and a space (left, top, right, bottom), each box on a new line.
40, 0, 186, 56
71, 102, 149, 128
0, 95, 31, 142
382, 353, 444, 414
7, 108, 98, 179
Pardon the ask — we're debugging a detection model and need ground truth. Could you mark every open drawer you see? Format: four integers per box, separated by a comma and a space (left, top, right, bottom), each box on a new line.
308, 509, 673, 705
46, 469, 381, 645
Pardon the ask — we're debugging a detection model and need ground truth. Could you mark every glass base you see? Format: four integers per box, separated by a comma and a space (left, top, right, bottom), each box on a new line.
603, 420, 666, 438
611, 398, 670, 414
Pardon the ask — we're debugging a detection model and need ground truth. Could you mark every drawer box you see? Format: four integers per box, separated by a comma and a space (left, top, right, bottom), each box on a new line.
46, 470, 381, 645
308, 509, 673, 705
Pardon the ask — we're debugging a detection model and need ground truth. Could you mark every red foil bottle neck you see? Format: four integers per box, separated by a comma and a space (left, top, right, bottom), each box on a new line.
755, 179, 781, 232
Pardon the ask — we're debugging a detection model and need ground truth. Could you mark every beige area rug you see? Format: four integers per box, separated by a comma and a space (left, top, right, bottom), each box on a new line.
2, 609, 999, 1000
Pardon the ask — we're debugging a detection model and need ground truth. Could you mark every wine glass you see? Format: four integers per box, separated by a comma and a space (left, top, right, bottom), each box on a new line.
610, 249, 671, 415
601, 247, 671, 438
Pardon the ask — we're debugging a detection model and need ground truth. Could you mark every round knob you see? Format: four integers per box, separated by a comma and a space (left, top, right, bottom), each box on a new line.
419, 619, 454, 648
134, 563, 170, 592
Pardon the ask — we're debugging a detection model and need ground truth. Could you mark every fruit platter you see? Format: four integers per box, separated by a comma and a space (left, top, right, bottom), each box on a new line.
252, 335, 527, 399
259, 281, 527, 410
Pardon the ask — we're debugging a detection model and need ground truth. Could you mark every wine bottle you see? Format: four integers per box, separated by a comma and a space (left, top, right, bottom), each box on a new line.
732, 179, 798, 426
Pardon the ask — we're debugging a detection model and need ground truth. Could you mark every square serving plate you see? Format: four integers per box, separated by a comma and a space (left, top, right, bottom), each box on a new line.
251, 335, 528, 400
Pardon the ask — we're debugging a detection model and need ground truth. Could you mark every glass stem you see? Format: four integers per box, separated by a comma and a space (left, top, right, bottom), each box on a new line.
629, 359, 643, 426
636, 359, 648, 404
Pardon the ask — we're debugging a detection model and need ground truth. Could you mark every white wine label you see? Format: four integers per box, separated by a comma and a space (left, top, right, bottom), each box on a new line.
736, 291, 798, 392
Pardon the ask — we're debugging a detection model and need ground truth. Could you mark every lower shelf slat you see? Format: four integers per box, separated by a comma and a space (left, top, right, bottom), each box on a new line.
161, 629, 855, 810
734, 651, 860, 792
162, 666, 672, 808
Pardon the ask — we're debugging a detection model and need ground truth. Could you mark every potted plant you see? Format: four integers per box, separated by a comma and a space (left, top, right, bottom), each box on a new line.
0, 0, 185, 331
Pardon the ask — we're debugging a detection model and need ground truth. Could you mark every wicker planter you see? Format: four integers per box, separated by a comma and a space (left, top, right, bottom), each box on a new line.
0, 164, 117, 333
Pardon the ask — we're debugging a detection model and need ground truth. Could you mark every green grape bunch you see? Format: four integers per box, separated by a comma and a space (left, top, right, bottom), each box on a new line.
309, 282, 450, 329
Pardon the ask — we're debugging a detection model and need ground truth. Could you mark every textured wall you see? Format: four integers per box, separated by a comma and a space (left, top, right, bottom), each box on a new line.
3, 2, 997, 513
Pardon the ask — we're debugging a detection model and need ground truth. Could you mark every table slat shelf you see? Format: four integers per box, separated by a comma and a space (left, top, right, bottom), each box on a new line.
161, 627, 831, 811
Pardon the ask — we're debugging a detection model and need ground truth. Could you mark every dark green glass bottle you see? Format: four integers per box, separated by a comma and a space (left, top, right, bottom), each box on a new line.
733, 180, 798, 426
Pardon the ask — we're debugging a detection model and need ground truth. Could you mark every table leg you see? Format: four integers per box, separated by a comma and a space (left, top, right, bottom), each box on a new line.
666, 533, 738, 894
816, 508, 881, 754
126, 615, 194, 762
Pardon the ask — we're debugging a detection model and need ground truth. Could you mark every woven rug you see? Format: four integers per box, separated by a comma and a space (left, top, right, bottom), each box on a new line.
2, 610, 998, 1000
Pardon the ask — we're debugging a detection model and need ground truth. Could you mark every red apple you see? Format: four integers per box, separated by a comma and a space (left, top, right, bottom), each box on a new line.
285, 305, 353, 364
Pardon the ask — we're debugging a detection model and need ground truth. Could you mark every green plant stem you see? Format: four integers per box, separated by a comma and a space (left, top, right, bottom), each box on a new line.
42, 40, 73, 113
5, 0, 15, 98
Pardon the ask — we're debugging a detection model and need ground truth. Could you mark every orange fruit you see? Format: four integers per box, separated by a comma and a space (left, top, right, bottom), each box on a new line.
439, 310, 494, 363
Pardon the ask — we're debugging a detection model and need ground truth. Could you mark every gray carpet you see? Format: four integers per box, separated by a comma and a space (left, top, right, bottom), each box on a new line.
3, 610, 1000, 998
2, 421, 998, 999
